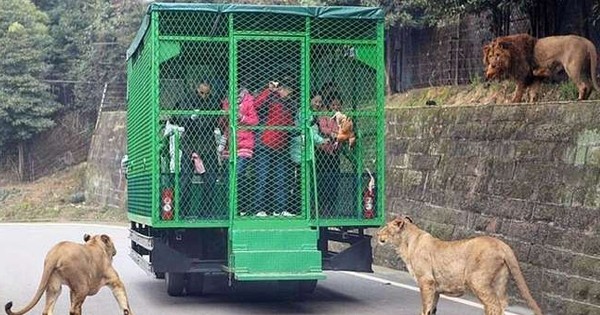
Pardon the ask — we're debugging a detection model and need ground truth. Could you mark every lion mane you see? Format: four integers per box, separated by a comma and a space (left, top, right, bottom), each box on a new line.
483, 33, 538, 103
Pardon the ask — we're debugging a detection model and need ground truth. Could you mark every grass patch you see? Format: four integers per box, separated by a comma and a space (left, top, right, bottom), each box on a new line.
386, 79, 599, 108
0, 163, 128, 224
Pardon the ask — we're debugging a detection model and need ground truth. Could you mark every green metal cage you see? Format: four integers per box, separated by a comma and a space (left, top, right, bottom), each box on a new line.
126, 3, 385, 230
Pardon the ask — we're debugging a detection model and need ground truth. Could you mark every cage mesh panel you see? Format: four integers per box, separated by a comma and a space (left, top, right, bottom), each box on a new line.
311, 18, 377, 40
158, 40, 229, 221
309, 42, 379, 219
234, 13, 305, 34
128, 8, 384, 224
158, 11, 228, 37
127, 35, 154, 218
235, 39, 303, 218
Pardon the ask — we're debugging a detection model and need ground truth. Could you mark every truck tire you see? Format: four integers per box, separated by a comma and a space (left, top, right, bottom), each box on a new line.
166, 272, 185, 296
186, 273, 205, 296
155, 272, 165, 279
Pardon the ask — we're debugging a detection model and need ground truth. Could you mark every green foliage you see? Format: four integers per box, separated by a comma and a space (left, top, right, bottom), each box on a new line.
557, 81, 578, 100
0, 0, 59, 146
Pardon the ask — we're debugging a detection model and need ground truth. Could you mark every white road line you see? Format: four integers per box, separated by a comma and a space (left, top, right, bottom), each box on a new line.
342, 271, 523, 315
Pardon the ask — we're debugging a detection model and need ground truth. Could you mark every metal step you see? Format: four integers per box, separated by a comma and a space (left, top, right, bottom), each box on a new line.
230, 227, 325, 281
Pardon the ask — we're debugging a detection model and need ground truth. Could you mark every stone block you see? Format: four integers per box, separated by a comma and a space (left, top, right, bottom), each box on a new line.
490, 141, 516, 158
448, 141, 481, 157
408, 140, 431, 154
567, 277, 600, 304
536, 182, 570, 205
427, 173, 449, 191
543, 295, 567, 315
388, 154, 408, 169
386, 138, 409, 155
529, 245, 574, 271
543, 226, 586, 253
485, 121, 524, 140
584, 183, 600, 208
440, 189, 475, 211
514, 161, 561, 184
490, 104, 528, 122
584, 235, 600, 257
420, 220, 455, 240
442, 156, 471, 175
488, 179, 534, 200
571, 255, 600, 279
503, 239, 532, 263
543, 270, 569, 297
401, 169, 424, 187
450, 175, 477, 193
587, 146, 600, 166
562, 165, 598, 187
513, 140, 556, 161
455, 105, 493, 123
565, 301, 600, 315
500, 220, 542, 242
472, 214, 502, 234
530, 123, 574, 142
490, 161, 515, 180
418, 205, 468, 227
553, 207, 600, 231
408, 154, 440, 171
470, 194, 533, 220
532, 204, 567, 223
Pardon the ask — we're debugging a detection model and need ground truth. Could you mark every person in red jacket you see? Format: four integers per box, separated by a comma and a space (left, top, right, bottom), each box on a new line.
252, 80, 296, 216
219, 88, 259, 216
219, 88, 259, 174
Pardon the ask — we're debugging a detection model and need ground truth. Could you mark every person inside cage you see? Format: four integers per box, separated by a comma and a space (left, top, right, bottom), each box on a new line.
288, 94, 330, 216
252, 79, 296, 217
218, 87, 259, 215
172, 81, 220, 218
315, 84, 342, 216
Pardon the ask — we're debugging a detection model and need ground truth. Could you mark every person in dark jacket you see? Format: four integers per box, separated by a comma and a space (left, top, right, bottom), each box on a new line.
173, 82, 221, 218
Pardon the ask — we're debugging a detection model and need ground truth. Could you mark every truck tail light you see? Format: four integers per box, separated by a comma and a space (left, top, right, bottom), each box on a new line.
161, 188, 174, 220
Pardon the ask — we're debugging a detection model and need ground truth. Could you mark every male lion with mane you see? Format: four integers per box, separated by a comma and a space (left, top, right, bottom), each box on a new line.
4, 234, 133, 315
377, 216, 543, 315
483, 33, 538, 103
484, 33, 599, 102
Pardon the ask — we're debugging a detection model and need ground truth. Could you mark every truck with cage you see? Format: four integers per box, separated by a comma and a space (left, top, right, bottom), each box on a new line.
126, 2, 385, 296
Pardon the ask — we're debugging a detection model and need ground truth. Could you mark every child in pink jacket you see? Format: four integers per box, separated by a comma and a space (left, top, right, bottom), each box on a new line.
219, 88, 259, 175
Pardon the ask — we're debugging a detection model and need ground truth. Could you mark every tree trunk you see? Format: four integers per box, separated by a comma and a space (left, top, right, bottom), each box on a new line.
17, 142, 25, 182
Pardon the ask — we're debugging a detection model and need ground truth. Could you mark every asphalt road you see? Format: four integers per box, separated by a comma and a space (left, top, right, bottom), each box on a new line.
0, 223, 533, 315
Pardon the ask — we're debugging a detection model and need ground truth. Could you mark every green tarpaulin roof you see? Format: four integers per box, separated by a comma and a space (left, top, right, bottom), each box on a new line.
127, 2, 384, 60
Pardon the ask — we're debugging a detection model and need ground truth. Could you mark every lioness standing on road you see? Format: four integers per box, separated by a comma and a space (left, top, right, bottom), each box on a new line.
5, 234, 133, 315
377, 216, 542, 315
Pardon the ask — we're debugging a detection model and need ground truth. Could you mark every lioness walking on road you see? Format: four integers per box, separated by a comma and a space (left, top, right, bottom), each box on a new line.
5, 234, 133, 315
377, 216, 542, 315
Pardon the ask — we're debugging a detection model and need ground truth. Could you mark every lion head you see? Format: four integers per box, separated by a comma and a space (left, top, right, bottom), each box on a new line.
482, 34, 537, 82
84, 233, 117, 257
377, 216, 413, 244
484, 41, 513, 80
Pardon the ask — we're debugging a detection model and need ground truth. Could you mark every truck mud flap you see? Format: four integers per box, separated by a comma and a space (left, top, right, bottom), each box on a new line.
323, 234, 374, 272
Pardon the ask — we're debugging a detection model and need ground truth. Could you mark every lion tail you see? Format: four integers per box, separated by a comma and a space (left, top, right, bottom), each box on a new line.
5, 256, 56, 315
588, 41, 600, 92
502, 244, 543, 315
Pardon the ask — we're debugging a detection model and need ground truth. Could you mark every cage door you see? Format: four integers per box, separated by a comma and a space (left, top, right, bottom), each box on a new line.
232, 38, 307, 218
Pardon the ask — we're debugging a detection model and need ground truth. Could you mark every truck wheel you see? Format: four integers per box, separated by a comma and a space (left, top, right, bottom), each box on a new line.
166, 272, 185, 296
186, 273, 205, 296
155, 272, 165, 279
